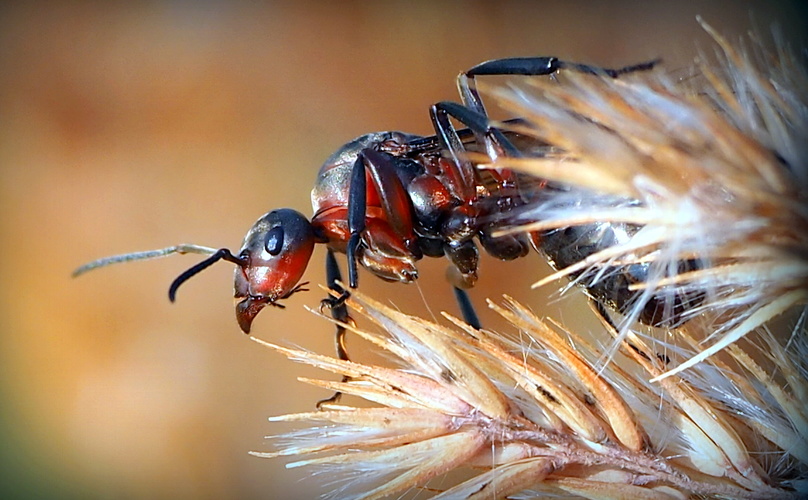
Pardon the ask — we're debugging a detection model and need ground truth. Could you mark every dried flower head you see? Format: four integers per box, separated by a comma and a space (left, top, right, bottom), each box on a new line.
487, 17, 807, 379
256, 20, 807, 499
255, 289, 805, 498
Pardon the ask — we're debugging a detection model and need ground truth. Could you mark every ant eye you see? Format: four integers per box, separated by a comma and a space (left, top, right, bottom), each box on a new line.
265, 226, 284, 255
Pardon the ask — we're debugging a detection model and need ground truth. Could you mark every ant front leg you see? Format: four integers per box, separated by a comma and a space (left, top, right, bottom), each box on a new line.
316, 249, 354, 409
324, 249, 351, 362
345, 152, 368, 290
458, 56, 660, 117
320, 150, 419, 408
346, 149, 418, 289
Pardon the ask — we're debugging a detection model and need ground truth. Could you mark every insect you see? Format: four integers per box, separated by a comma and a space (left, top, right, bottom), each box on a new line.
77, 56, 697, 344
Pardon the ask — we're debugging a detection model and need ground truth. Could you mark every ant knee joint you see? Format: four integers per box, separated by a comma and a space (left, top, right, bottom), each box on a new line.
320, 290, 351, 312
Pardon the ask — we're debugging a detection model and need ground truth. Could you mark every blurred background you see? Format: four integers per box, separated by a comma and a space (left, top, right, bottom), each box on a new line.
0, 1, 804, 498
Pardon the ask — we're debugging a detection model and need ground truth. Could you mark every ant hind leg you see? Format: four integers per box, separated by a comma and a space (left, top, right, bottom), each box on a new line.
453, 286, 481, 330
458, 56, 660, 116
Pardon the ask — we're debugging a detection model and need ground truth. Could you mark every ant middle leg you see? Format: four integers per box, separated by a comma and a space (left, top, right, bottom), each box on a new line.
431, 101, 522, 164
429, 101, 528, 333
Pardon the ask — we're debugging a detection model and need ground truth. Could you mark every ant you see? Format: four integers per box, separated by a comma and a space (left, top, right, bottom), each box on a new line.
77, 57, 700, 385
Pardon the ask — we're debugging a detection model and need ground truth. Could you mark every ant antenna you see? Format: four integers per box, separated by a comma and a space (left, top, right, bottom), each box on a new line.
72, 244, 219, 277
169, 248, 247, 302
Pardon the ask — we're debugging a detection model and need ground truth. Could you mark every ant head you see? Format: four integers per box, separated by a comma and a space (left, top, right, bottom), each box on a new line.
169, 208, 315, 334
233, 209, 315, 333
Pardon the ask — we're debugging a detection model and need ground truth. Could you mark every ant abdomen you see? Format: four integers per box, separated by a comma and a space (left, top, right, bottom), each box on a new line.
537, 222, 704, 327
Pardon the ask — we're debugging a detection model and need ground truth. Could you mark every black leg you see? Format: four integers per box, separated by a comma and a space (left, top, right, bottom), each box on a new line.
460, 57, 560, 116
554, 58, 660, 78
345, 148, 419, 289
465, 56, 659, 78
429, 101, 517, 326
453, 287, 481, 330
465, 56, 561, 77
428, 103, 477, 202
431, 101, 521, 158
458, 56, 660, 118
346, 154, 368, 289
324, 249, 350, 331
317, 250, 353, 409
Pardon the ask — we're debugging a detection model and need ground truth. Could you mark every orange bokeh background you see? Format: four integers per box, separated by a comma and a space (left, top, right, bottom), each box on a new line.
1, 2, 804, 498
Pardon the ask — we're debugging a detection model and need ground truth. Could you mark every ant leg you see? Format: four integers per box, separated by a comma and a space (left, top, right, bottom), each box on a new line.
458, 56, 660, 116
432, 101, 521, 158
453, 287, 481, 330
346, 148, 419, 288
316, 249, 354, 409
467, 57, 659, 79
431, 100, 526, 199
324, 249, 350, 347
431, 102, 532, 324
432, 101, 539, 202
360, 149, 415, 243
346, 154, 368, 290
428, 104, 478, 202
